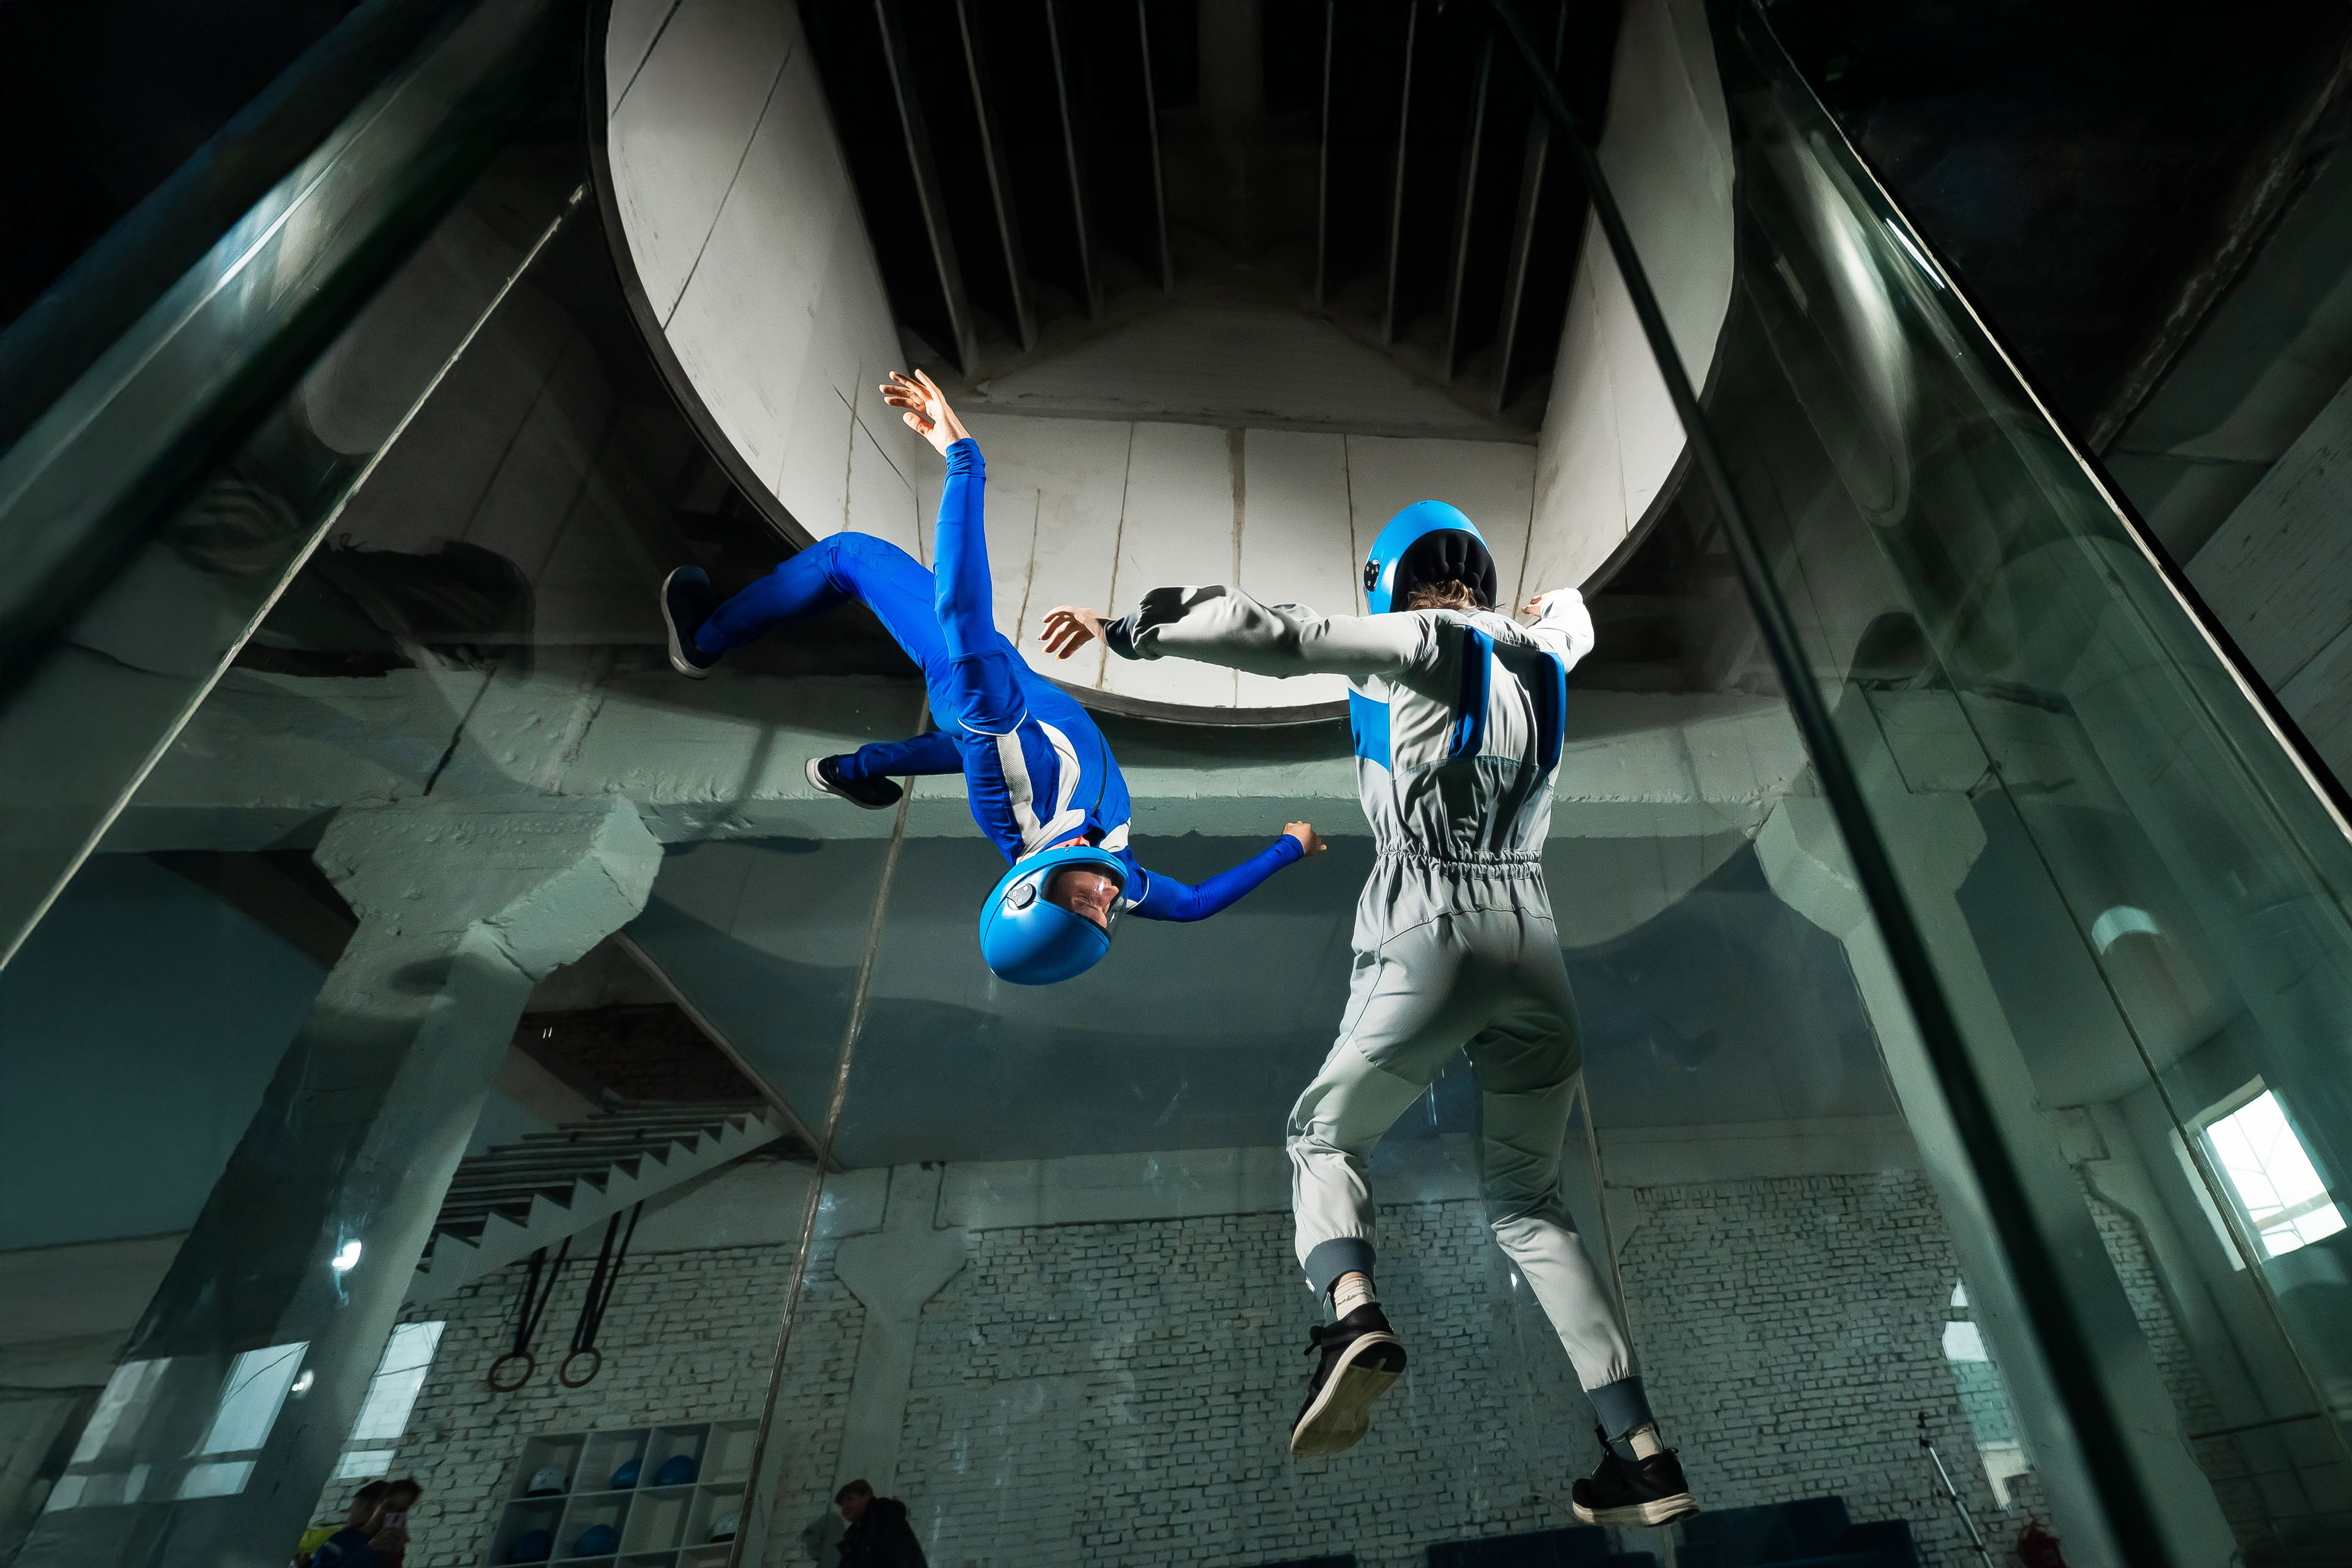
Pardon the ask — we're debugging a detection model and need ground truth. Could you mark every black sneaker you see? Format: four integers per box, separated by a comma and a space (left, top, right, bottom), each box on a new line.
1570, 1424, 1698, 1526
805, 755, 903, 810
1289, 1305, 1408, 1457
663, 566, 720, 678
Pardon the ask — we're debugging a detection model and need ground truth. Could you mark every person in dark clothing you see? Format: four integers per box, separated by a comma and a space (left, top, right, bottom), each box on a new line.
834, 1480, 927, 1568
304, 1480, 406, 1568
373, 1477, 422, 1568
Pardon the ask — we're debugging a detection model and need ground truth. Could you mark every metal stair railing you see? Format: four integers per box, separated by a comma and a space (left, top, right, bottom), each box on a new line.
412, 1098, 788, 1300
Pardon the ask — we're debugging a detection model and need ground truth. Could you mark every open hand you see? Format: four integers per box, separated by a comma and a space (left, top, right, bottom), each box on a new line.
1284, 821, 1327, 856
880, 369, 970, 457
1040, 605, 1107, 660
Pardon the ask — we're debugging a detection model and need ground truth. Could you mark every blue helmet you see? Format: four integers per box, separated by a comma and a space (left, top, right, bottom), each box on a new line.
978, 843, 1129, 985
1363, 500, 1496, 615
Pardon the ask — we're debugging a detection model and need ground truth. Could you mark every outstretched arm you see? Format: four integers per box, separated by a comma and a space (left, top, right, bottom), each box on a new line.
883, 369, 1028, 732
1041, 588, 1434, 682
1129, 822, 1325, 923
1520, 587, 1597, 673
880, 371, 990, 658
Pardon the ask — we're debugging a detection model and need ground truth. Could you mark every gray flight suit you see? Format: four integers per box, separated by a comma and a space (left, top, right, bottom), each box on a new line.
1106, 582, 1652, 1436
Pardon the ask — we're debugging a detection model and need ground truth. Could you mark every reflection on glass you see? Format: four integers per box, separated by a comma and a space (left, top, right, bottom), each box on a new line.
335, 1321, 447, 1480
21, 0, 2352, 1561
1943, 1283, 2034, 1509
0, 0, 570, 967
194, 1343, 309, 1457
42, 1344, 310, 1512
2196, 1086, 2347, 1260
1645, 3, 2352, 1558
3, 66, 843, 1568
49, 1362, 170, 1512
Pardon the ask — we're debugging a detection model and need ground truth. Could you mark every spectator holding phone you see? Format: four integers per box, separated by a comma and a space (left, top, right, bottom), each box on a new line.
373, 1478, 423, 1568
302, 1482, 386, 1567
301, 1477, 419, 1568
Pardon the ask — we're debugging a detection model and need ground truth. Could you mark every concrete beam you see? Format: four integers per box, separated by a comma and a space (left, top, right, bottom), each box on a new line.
103, 650, 1809, 852
18, 797, 663, 1568
828, 1165, 968, 1498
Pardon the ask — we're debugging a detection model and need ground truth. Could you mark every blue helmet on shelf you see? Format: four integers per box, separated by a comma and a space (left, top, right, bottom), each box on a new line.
573, 1525, 619, 1557
609, 1457, 641, 1490
1362, 500, 1495, 616
977, 843, 1129, 986
507, 1529, 552, 1563
654, 1453, 698, 1487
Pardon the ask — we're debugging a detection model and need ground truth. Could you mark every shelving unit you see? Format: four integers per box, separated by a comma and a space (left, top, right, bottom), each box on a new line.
484, 1420, 756, 1566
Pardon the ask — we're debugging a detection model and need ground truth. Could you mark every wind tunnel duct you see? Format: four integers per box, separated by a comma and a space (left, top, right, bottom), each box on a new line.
598, 0, 1735, 720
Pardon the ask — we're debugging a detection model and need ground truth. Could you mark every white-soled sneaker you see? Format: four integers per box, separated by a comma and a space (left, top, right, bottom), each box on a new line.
805, 754, 902, 810
662, 566, 721, 678
1570, 1424, 1699, 1526
1289, 1305, 1408, 1457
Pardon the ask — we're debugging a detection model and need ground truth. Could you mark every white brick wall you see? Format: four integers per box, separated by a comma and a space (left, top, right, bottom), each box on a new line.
769, 1175, 2034, 1568
2084, 1193, 2258, 1541
1619, 1174, 2040, 1568
356, 1169, 2236, 1568
884, 1204, 1581, 1568
754, 1233, 865, 1563
339, 1244, 817, 1567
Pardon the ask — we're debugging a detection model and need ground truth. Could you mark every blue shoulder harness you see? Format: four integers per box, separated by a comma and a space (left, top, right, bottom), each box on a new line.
1350, 623, 1565, 771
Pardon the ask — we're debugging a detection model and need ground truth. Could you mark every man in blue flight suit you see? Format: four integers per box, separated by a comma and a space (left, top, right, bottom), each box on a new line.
658, 370, 1321, 984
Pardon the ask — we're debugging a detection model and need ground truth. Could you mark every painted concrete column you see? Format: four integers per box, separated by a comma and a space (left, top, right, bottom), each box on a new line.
831, 1165, 968, 1497
2066, 551, 2352, 1206
1757, 794, 2237, 1568
18, 797, 661, 1568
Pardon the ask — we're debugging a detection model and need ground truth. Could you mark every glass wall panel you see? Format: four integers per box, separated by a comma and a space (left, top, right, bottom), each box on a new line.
0, 0, 568, 968
726, 472, 2113, 1568
21, 2, 2352, 1567
0, 60, 907, 1568
1589, 3, 2352, 1561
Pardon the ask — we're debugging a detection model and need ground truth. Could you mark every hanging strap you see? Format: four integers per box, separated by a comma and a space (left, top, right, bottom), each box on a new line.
560, 1203, 641, 1386
571, 1204, 640, 1354
512, 1240, 568, 1355
1525, 645, 1570, 772
486, 1238, 568, 1391
1490, 640, 1567, 774
1447, 625, 1494, 760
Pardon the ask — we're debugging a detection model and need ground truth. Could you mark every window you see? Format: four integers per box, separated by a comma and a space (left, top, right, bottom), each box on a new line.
334, 1322, 445, 1482
195, 1344, 307, 1456
2195, 1082, 2345, 1261
175, 1342, 309, 1500
45, 1346, 309, 1512
1940, 1280, 2030, 1508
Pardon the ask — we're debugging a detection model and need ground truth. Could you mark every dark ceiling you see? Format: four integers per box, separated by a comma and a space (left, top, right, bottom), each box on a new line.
10, 1, 2349, 458
0, 0, 363, 331
802, 0, 1621, 419
1765, 0, 2352, 447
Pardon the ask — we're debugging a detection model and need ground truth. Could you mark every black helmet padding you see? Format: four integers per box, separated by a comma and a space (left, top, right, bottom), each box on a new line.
1393, 530, 1497, 611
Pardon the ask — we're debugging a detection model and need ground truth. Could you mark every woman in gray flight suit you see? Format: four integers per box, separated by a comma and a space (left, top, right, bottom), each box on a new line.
1041, 501, 1701, 1528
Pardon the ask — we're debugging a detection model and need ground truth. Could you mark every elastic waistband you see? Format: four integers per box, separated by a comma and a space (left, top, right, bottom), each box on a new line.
1373, 846, 1544, 872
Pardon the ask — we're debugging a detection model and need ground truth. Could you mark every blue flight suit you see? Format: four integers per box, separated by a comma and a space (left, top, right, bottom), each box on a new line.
696, 438, 1300, 920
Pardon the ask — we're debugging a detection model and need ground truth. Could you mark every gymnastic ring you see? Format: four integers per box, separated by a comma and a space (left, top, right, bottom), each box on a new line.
559, 1349, 603, 1388
486, 1352, 535, 1392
